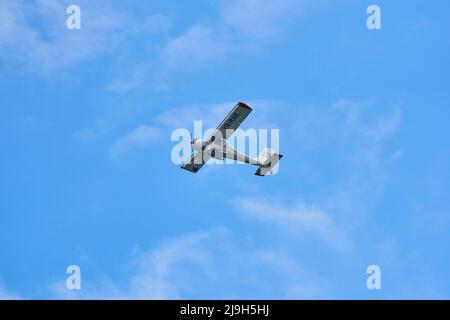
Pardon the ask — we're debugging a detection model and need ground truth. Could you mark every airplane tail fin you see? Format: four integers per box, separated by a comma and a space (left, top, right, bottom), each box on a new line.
255, 148, 283, 176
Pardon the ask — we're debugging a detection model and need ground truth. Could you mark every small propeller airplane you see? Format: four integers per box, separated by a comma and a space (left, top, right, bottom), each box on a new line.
181, 102, 283, 176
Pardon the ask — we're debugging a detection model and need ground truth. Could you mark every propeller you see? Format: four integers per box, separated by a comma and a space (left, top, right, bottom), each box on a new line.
189, 130, 195, 153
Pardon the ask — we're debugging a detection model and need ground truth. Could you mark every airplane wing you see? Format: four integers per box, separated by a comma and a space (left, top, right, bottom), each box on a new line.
210, 102, 252, 141
181, 102, 252, 173
180, 150, 211, 173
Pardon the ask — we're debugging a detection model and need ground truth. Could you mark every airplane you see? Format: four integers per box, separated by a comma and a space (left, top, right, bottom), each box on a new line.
181, 102, 283, 176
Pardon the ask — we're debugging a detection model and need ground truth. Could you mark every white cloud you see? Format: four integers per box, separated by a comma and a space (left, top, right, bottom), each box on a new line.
50, 229, 225, 299
219, 0, 303, 43
160, 25, 232, 69
109, 125, 161, 158
236, 198, 350, 250
141, 14, 172, 34
158, 0, 303, 71
108, 69, 146, 93
127, 228, 223, 299
332, 99, 401, 142
0, 1, 35, 44
74, 120, 109, 141
0, 0, 127, 72
108, 0, 305, 91
1, 0, 305, 85
128, 227, 328, 299
49, 226, 329, 299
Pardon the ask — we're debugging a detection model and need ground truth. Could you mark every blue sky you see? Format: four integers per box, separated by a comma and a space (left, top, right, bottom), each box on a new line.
0, 0, 449, 299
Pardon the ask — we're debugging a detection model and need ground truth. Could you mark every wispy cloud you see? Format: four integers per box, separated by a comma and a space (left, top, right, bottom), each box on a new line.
236, 198, 350, 250
164, 0, 303, 69
139, 14, 172, 34
158, 0, 303, 69
332, 99, 402, 142
1, 0, 305, 84
74, 120, 109, 141
0, 0, 127, 72
107, 68, 147, 93
127, 228, 224, 299
111, 0, 305, 91
160, 25, 232, 70
109, 125, 161, 159
219, 0, 303, 43
49, 226, 329, 299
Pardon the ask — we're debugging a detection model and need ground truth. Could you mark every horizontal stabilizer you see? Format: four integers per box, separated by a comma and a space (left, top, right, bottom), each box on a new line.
255, 153, 283, 176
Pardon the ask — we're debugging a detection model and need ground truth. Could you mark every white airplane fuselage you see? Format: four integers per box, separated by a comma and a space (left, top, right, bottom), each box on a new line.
192, 138, 261, 166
